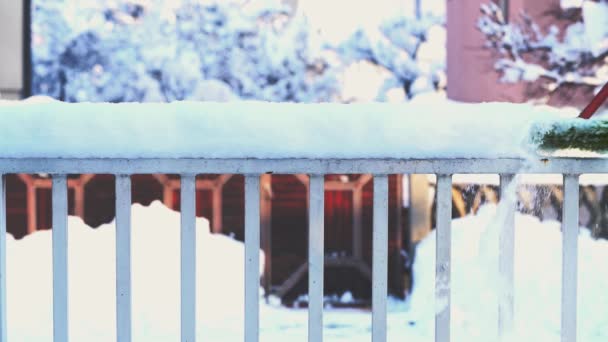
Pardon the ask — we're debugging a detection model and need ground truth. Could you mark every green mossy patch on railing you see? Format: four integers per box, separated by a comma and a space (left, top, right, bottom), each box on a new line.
530, 118, 608, 152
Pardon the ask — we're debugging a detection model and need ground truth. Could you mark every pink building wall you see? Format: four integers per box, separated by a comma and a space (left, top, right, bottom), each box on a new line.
447, 0, 589, 105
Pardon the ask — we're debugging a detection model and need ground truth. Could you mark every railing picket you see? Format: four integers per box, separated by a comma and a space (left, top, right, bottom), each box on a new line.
244, 175, 260, 342
116, 175, 132, 342
435, 174, 452, 342
52, 175, 68, 342
499, 174, 515, 339
181, 175, 196, 342
372, 175, 388, 342
0, 159, 591, 342
562, 174, 579, 342
308, 175, 324, 342
0, 175, 6, 342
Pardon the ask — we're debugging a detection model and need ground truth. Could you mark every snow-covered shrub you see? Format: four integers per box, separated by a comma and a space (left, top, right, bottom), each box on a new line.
32, 0, 336, 103
331, 11, 446, 101
32, 0, 446, 103
172, 1, 336, 102
478, 1, 608, 101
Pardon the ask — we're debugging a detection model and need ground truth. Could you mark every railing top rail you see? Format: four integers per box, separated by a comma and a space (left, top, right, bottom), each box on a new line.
0, 157, 601, 174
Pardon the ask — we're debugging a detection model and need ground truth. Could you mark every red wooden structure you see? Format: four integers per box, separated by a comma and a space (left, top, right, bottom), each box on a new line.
3, 173, 407, 302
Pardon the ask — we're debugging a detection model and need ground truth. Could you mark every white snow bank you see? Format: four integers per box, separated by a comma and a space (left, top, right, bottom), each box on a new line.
0, 100, 569, 159
6, 201, 263, 341
5, 200, 608, 341
409, 204, 608, 341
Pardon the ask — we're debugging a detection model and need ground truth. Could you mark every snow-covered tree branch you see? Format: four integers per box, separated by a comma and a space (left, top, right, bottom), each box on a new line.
331, 12, 446, 101
478, 1, 608, 99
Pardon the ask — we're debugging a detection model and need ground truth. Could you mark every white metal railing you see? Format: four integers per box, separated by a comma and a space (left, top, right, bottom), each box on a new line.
0, 156, 593, 342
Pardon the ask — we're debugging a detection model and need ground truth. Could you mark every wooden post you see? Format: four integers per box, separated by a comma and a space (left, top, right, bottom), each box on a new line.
210, 175, 233, 234
211, 188, 222, 234
152, 175, 175, 208
163, 186, 175, 209
353, 175, 371, 260
352, 187, 363, 260
17, 174, 37, 234
409, 174, 432, 242
392, 174, 405, 296
72, 174, 94, 220
260, 174, 273, 297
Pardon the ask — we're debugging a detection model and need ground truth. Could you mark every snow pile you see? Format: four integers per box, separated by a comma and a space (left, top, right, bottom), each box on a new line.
6, 201, 263, 341
0, 100, 568, 159
408, 203, 608, 341
6, 199, 608, 340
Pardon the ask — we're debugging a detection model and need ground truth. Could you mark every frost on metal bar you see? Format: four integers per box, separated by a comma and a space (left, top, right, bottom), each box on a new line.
498, 174, 515, 338
435, 174, 452, 342
116, 175, 132, 342
52, 175, 68, 342
372, 175, 388, 342
0, 158, 606, 176
308, 175, 324, 342
562, 174, 579, 342
180, 175, 196, 342
0, 175, 6, 342
245, 175, 260, 342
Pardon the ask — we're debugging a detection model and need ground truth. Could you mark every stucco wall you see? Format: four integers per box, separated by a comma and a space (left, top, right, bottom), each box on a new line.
447, 0, 526, 103
447, 0, 573, 104
0, 0, 23, 99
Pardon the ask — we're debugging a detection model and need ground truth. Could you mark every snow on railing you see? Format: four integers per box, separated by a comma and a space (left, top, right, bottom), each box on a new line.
0, 101, 591, 342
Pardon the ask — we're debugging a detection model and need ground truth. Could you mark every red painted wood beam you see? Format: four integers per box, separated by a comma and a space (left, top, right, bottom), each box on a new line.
579, 82, 608, 119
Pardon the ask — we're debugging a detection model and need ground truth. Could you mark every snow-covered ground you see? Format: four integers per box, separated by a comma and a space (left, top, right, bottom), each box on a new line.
5, 199, 608, 341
